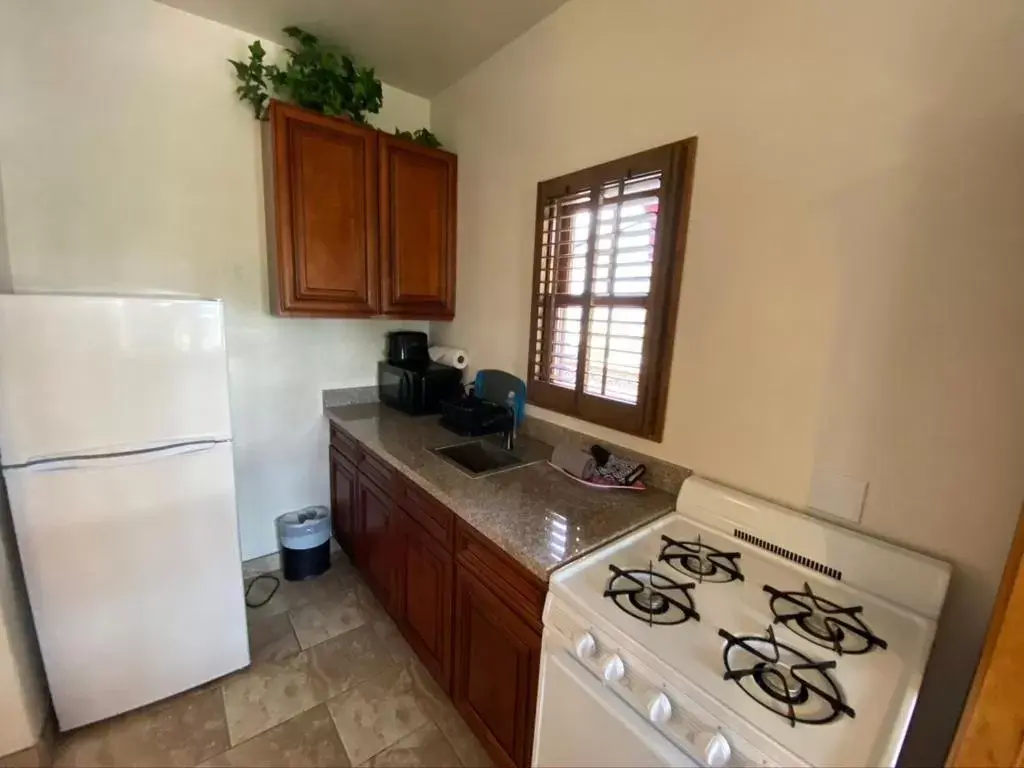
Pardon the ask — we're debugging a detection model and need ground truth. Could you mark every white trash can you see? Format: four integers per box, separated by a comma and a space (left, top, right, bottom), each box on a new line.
277, 506, 331, 581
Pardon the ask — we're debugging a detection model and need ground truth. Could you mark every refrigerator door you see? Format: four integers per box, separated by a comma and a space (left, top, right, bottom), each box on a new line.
0, 293, 232, 466
4, 441, 250, 730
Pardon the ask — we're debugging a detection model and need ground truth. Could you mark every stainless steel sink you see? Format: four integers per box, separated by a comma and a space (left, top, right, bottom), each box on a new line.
432, 439, 523, 477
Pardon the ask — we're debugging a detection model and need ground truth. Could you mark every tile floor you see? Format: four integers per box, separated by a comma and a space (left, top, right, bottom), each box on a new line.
50, 557, 492, 767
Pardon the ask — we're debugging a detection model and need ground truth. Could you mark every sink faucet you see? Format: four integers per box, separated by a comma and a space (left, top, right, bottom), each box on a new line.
503, 392, 517, 452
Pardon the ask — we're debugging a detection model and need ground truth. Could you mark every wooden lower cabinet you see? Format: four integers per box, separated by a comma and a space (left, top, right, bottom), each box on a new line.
329, 448, 357, 557
357, 473, 400, 615
395, 508, 453, 692
328, 428, 545, 768
453, 566, 541, 768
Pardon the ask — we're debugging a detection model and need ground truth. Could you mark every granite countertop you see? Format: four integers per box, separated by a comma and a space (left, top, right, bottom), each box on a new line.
325, 403, 676, 580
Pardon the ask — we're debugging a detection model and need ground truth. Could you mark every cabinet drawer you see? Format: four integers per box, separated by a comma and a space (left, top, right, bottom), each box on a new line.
397, 477, 454, 550
330, 425, 360, 464
360, 448, 395, 495
455, 520, 546, 631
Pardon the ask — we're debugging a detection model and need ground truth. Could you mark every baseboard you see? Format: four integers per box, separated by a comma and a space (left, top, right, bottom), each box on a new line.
241, 551, 281, 579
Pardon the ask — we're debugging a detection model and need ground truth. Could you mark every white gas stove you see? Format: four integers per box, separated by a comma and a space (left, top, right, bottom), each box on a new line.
533, 478, 951, 767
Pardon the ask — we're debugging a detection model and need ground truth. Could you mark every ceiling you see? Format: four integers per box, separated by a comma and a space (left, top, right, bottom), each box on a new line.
157, 0, 567, 97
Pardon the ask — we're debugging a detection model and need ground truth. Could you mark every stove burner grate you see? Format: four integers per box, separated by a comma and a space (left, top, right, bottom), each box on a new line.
719, 626, 855, 727
658, 534, 744, 584
603, 564, 700, 626
764, 582, 888, 655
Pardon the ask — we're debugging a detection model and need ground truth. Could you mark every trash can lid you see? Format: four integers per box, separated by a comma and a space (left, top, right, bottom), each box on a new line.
276, 506, 331, 536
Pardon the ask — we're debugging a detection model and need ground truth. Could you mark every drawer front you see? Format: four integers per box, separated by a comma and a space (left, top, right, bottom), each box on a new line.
397, 477, 454, 550
360, 448, 395, 496
455, 520, 546, 630
330, 424, 360, 464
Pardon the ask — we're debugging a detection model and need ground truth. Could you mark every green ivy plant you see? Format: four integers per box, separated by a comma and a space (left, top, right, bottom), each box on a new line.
229, 26, 382, 123
393, 127, 442, 149
230, 40, 274, 120
229, 27, 441, 147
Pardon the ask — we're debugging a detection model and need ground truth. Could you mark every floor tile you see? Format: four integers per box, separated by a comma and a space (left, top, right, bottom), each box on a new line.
288, 582, 368, 649
245, 567, 355, 619
221, 651, 328, 747
54, 686, 229, 767
200, 705, 350, 767
362, 723, 460, 768
307, 624, 396, 699
367, 612, 417, 666
248, 611, 301, 664
0, 745, 45, 768
326, 666, 432, 766
403, 662, 492, 767
245, 573, 312, 619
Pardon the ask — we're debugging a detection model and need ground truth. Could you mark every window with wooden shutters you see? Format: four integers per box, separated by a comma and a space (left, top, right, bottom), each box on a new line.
526, 139, 697, 440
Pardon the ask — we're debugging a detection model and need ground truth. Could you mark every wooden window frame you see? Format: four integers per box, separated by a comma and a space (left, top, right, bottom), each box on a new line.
525, 138, 697, 441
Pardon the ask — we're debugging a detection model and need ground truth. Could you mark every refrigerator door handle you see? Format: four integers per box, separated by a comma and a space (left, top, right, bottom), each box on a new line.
23, 439, 229, 473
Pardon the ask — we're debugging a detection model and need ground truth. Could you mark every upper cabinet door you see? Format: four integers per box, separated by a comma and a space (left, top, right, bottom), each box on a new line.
268, 101, 379, 316
379, 136, 457, 319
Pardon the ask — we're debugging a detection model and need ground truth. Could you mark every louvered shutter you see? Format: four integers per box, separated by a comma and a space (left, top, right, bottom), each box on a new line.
526, 140, 697, 439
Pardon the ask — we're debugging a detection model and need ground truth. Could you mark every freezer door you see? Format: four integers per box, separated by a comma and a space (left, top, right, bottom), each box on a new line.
4, 441, 250, 730
0, 294, 232, 465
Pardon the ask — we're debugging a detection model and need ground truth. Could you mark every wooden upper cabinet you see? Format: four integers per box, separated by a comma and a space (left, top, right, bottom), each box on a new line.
379, 135, 457, 319
266, 101, 456, 319
268, 101, 379, 316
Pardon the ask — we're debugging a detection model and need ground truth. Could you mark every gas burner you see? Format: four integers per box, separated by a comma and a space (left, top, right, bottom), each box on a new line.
719, 626, 855, 727
658, 534, 744, 583
603, 564, 700, 626
764, 583, 888, 655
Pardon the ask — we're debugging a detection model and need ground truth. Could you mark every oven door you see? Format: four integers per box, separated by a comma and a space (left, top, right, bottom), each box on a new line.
533, 649, 696, 767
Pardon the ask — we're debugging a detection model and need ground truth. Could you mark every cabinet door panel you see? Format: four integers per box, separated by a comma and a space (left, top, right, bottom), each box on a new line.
453, 566, 540, 768
269, 101, 378, 316
358, 473, 398, 615
398, 510, 452, 691
379, 137, 456, 318
329, 448, 357, 557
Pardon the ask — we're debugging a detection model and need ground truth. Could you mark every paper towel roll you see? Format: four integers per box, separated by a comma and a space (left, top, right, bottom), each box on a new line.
428, 346, 468, 369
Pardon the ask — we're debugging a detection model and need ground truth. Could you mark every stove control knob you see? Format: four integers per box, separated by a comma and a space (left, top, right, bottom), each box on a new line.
573, 632, 597, 660
647, 692, 672, 724
696, 731, 732, 768
601, 654, 625, 683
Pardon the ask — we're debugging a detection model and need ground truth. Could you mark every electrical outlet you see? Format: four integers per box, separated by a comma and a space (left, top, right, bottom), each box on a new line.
809, 468, 868, 524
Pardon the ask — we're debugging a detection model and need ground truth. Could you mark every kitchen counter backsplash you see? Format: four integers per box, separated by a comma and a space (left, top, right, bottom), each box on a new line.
325, 402, 678, 579
322, 386, 379, 408
519, 416, 691, 495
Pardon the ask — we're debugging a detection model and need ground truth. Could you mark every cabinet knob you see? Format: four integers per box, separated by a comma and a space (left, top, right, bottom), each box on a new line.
695, 732, 732, 767
573, 632, 597, 660
647, 692, 672, 724
601, 653, 625, 683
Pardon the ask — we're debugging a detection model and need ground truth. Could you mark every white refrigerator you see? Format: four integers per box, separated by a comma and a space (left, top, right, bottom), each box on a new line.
0, 293, 250, 731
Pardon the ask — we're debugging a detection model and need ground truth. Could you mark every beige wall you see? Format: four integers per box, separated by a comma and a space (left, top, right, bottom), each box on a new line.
0, 0, 431, 561
432, 1, 1024, 764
